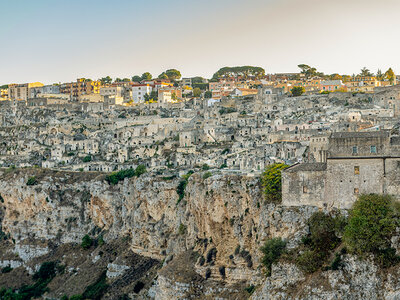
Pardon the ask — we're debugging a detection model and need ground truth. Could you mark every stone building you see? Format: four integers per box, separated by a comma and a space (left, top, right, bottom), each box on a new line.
282, 130, 400, 209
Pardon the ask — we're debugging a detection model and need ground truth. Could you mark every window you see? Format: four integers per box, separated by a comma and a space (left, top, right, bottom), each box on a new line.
370, 145, 377, 153
352, 146, 358, 154
354, 188, 359, 194
354, 166, 360, 175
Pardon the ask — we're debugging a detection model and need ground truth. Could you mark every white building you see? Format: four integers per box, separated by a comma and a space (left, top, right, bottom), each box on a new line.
132, 84, 152, 103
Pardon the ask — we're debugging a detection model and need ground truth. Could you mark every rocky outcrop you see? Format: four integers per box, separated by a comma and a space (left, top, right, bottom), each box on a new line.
0, 168, 399, 299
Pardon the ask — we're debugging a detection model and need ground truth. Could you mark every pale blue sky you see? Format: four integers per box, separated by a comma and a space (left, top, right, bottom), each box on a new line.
1, 0, 399, 85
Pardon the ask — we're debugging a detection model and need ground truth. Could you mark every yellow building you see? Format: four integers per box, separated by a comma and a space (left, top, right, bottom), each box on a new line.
60, 78, 102, 100
346, 76, 380, 93
0, 88, 8, 100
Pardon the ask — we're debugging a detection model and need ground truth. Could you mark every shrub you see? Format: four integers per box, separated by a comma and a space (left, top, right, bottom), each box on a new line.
135, 164, 147, 177
1, 266, 12, 273
291, 86, 305, 96
245, 285, 256, 294
70, 294, 84, 300
219, 163, 227, 169
296, 250, 324, 273
82, 271, 108, 300
260, 238, 286, 276
295, 211, 346, 273
305, 211, 343, 253
105, 165, 147, 185
33, 261, 57, 281
344, 194, 400, 267
261, 163, 289, 203
27, 176, 38, 186
203, 172, 212, 180
83, 155, 92, 162
176, 171, 194, 204
0, 261, 59, 299
178, 223, 187, 235
202, 164, 210, 171
81, 234, 93, 250
98, 235, 105, 246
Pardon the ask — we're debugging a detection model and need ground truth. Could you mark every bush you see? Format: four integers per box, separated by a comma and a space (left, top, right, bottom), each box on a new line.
203, 172, 212, 180
1, 261, 59, 299
33, 261, 57, 281
83, 155, 92, 162
305, 211, 343, 253
260, 238, 286, 276
202, 164, 210, 171
245, 285, 256, 294
135, 164, 147, 177
81, 234, 93, 250
295, 211, 346, 273
26, 176, 38, 186
83, 271, 108, 300
1, 266, 12, 273
261, 163, 289, 203
176, 171, 194, 204
70, 295, 83, 300
344, 194, 400, 266
106, 165, 147, 185
291, 86, 305, 96
98, 235, 105, 246
296, 250, 324, 273
178, 223, 187, 235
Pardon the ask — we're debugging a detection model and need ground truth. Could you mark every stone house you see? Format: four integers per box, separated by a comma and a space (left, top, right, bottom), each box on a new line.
282, 130, 400, 209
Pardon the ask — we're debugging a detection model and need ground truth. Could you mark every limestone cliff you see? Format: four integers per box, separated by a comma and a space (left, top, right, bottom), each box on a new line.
0, 168, 399, 299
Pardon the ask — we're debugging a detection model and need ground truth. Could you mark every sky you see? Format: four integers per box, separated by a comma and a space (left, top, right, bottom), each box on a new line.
1, 0, 399, 85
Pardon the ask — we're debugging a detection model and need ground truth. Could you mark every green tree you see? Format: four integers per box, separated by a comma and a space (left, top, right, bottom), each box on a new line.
165, 69, 182, 81
344, 194, 400, 266
359, 67, 373, 77
261, 163, 289, 203
291, 86, 305, 96
260, 238, 286, 276
100, 76, 112, 84
149, 90, 158, 101
204, 91, 212, 99
135, 164, 147, 177
132, 75, 142, 82
27, 176, 38, 186
81, 234, 93, 249
385, 68, 395, 84
193, 87, 201, 97
158, 73, 169, 80
376, 69, 384, 80
192, 76, 205, 84
212, 66, 265, 80
141, 72, 152, 81
83, 155, 92, 163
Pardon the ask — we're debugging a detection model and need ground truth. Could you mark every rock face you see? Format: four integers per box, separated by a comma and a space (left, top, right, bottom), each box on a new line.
0, 168, 399, 299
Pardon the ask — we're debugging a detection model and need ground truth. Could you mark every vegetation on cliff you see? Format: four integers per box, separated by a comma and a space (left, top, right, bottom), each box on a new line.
344, 194, 400, 267
262, 194, 400, 276
260, 238, 286, 276
176, 170, 194, 204
261, 163, 289, 203
0, 261, 59, 299
105, 165, 147, 185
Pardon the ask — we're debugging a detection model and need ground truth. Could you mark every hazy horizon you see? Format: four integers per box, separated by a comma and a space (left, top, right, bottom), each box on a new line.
1, 0, 399, 85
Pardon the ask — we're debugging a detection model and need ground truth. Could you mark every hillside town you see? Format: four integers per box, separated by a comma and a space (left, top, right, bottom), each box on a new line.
0, 65, 399, 180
